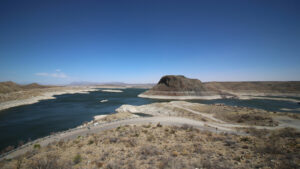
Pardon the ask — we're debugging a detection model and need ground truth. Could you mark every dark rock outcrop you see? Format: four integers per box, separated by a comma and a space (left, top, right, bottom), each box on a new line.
141, 75, 221, 97
151, 75, 206, 92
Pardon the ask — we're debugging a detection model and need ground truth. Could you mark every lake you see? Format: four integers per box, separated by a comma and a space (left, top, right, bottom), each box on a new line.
0, 88, 299, 151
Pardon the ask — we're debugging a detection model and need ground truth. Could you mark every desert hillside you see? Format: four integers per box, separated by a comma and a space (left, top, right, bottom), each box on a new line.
204, 81, 300, 93
0, 81, 51, 94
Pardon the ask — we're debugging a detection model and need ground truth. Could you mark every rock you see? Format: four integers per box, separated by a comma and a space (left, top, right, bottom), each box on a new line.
140, 75, 222, 97
151, 75, 206, 92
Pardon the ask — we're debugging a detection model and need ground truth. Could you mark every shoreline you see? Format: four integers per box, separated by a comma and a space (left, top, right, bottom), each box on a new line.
138, 94, 224, 100
138, 93, 300, 102
0, 87, 99, 111
1, 100, 299, 161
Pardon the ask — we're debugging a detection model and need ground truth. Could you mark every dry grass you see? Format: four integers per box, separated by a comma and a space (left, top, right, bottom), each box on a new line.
1, 124, 299, 169
100, 112, 135, 122
188, 103, 278, 126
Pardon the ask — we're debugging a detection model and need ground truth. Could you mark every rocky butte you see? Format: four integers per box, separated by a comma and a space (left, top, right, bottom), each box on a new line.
139, 75, 300, 100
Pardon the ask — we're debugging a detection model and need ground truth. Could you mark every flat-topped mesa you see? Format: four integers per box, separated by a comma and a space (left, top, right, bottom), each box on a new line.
140, 75, 223, 98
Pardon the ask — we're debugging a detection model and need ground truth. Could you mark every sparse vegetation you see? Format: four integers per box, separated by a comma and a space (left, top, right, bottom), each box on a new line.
33, 144, 41, 149
1, 124, 298, 169
187, 103, 279, 126
73, 154, 82, 164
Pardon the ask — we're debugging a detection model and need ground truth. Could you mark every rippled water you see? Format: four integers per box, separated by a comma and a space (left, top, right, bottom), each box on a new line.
0, 89, 299, 151
0, 88, 154, 151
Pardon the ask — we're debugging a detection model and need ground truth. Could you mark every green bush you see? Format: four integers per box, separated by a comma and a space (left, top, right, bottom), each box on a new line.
88, 139, 94, 145
33, 144, 41, 149
73, 154, 82, 164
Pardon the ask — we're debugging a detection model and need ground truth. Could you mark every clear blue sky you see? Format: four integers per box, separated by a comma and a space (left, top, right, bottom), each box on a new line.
0, 0, 299, 84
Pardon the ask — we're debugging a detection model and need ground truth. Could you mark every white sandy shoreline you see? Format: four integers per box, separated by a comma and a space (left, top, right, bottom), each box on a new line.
101, 89, 123, 93
138, 93, 300, 102
0, 87, 99, 111
138, 94, 223, 100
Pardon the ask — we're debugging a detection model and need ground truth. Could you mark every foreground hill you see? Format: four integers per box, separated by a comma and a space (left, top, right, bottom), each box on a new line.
139, 75, 300, 99
0, 81, 51, 94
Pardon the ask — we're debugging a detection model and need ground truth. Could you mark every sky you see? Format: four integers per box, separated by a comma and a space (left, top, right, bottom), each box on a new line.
0, 0, 299, 84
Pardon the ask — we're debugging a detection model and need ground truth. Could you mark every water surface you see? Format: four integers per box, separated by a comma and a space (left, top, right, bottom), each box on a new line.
0, 89, 299, 152
0, 88, 154, 151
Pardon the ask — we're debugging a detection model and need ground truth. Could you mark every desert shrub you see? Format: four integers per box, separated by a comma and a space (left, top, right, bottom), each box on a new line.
180, 124, 194, 131
139, 145, 161, 159
192, 158, 231, 169
105, 162, 121, 169
15, 157, 23, 169
146, 134, 155, 142
272, 127, 300, 138
245, 128, 268, 137
27, 154, 68, 169
88, 139, 94, 145
96, 161, 104, 168
193, 143, 203, 153
254, 128, 300, 155
169, 128, 176, 134
57, 140, 64, 147
120, 137, 136, 147
109, 137, 118, 143
73, 154, 82, 164
171, 151, 179, 157
223, 140, 235, 147
143, 123, 151, 128
240, 136, 251, 143
157, 156, 188, 169
33, 144, 41, 149
156, 122, 162, 127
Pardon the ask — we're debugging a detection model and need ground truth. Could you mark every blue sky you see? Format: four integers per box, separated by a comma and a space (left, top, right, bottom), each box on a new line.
0, 0, 299, 84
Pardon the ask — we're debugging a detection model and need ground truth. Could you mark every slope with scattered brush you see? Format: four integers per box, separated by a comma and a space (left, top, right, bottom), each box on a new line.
0, 81, 52, 94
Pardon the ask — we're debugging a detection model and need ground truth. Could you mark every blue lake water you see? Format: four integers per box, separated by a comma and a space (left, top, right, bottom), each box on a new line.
0, 88, 154, 151
0, 88, 299, 151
